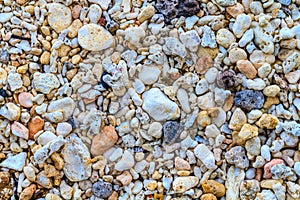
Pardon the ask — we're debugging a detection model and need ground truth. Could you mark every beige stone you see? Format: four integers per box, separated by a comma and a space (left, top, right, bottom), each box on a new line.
256, 114, 279, 129
263, 85, 280, 97
238, 123, 258, 141
228, 108, 247, 131
237, 60, 257, 79
48, 3, 72, 33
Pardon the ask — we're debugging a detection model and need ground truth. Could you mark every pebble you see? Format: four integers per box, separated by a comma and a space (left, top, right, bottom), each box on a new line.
47, 97, 75, 121
228, 108, 247, 131
228, 48, 247, 63
78, 24, 115, 51
116, 171, 132, 186
0, 102, 21, 121
137, 6, 155, 23
201, 194, 217, 200
92, 179, 113, 198
237, 60, 257, 79
138, 66, 161, 85
263, 85, 280, 97
0, 152, 27, 171
180, 30, 201, 52
114, 150, 134, 171
18, 92, 33, 108
19, 184, 36, 200
0, 12, 13, 23
226, 3, 244, 18
175, 157, 191, 170
232, 14, 252, 38
0, 172, 13, 200
195, 78, 209, 95
263, 159, 284, 179
48, 3, 72, 33
8, 72, 22, 91
216, 29, 236, 48
177, 88, 191, 113
163, 121, 181, 144
256, 114, 279, 129
62, 134, 92, 181
202, 180, 226, 197
225, 166, 245, 200
87, 4, 102, 24
33, 72, 60, 94
91, 126, 118, 156
238, 124, 258, 142
194, 144, 216, 169
172, 176, 199, 193
225, 146, 249, 168
234, 90, 264, 112
148, 122, 163, 138
142, 88, 180, 121
11, 121, 29, 140
28, 116, 44, 139
215, 0, 237, 6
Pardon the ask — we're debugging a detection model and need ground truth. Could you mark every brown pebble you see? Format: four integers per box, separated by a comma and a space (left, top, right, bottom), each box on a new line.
237, 60, 257, 79
195, 56, 214, 74
202, 180, 226, 197
226, 3, 244, 18
201, 193, 217, 200
72, 5, 82, 19
20, 184, 36, 200
28, 116, 45, 139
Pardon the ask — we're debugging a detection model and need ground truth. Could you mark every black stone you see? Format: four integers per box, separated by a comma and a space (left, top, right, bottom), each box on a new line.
234, 90, 265, 112
163, 121, 181, 144
92, 179, 113, 198
100, 71, 110, 89
0, 89, 9, 98
155, 0, 201, 22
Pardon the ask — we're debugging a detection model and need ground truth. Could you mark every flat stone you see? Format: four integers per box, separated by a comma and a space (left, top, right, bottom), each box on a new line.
18, 92, 33, 108
225, 166, 245, 200
228, 108, 247, 131
0, 12, 13, 23
48, 3, 72, 33
263, 85, 280, 97
62, 134, 92, 182
194, 144, 216, 169
0, 152, 27, 171
19, 184, 36, 200
142, 88, 180, 121
232, 14, 252, 38
137, 5, 155, 23
78, 24, 115, 51
216, 28, 236, 48
138, 66, 161, 85
237, 60, 257, 79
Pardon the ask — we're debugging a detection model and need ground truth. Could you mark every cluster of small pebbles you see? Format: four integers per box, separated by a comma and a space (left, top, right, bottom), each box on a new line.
1, 0, 300, 199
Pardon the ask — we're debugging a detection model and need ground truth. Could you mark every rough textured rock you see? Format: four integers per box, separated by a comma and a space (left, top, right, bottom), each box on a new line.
0, 172, 13, 200
225, 146, 249, 168
78, 24, 115, 51
172, 176, 199, 193
256, 114, 279, 129
48, 3, 72, 33
234, 90, 264, 112
0, 152, 27, 171
33, 72, 60, 94
202, 180, 226, 197
47, 97, 75, 122
62, 134, 91, 182
163, 121, 181, 144
92, 179, 113, 198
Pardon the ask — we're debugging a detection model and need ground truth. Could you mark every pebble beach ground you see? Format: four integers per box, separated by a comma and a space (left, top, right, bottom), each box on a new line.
1, 0, 300, 199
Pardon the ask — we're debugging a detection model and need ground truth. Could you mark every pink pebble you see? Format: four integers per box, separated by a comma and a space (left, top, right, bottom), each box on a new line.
263, 159, 284, 179
18, 92, 33, 108
11, 121, 29, 140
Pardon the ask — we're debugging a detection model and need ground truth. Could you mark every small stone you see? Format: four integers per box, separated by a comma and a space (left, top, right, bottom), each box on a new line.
114, 150, 134, 171
71, 5, 81, 19
116, 171, 132, 186
24, 166, 36, 182
0, 172, 13, 200
0, 152, 27, 171
197, 111, 211, 127
263, 159, 284, 178
138, 66, 161, 85
294, 162, 300, 176
201, 26, 217, 48
194, 144, 216, 169
240, 180, 260, 199
216, 29, 236, 48
180, 30, 201, 52
19, 184, 36, 200
228, 48, 247, 63
28, 116, 44, 139
62, 134, 92, 182
60, 181, 73, 200
148, 122, 163, 138
256, 114, 279, 129
11, 121, 29, 140
0, 12, 13, 23
56, 122, 72, 137
40, 51, 50, 65
142, 88, 180, 121
263, 85, 280, 97
164, 37, 187, 58
48, 3, 72, 33
285, 70, 300, 84
87, 4, 102, 24
47, 97, 75, 121
91, 126, 118, 156
228, 108, 247, 131
202, 180, 226, 197
225, 146, 249, 168
0, 102, 20, 121
226, 3, 244, 18
195, 55, 214, 75
45, 194, 62, 200
137, 5, 155, 23
232, 14, 252, 38
195, 78, 209, 95
258, 63, 271, 78
234, 90, 264, 112
8, 72, 23, 91
18, 92, 33, 108
177, 88, 191, 113
277, 0, 291, 5
237, 60, 257, 79
146, 180, 158, 190
198, 92, 215, 109
33, 72, 60, 94
238, 124, 258, 142
78, 24, 115, 51
175, 157, 191, 170
172, 176, 199, 193
163, 121, 181, 144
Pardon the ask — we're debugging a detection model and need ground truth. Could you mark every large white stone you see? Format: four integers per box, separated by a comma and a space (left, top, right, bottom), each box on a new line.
48, 3, 72, 33
62, 134, 92, 181
142, 88, 180, 121
78, 24, 115, 51
172, 176, 199, 193
33, 72, 60, 94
